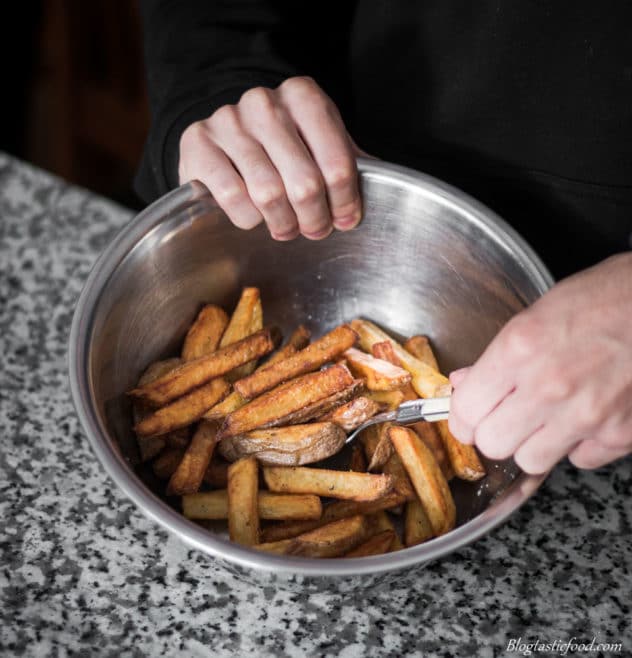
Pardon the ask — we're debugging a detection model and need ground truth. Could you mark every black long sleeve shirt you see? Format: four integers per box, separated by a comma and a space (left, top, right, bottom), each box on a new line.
136, 1, 632, 278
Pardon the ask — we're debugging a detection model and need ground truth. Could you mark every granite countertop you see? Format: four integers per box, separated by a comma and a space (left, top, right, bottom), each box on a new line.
0, 153, 630, 657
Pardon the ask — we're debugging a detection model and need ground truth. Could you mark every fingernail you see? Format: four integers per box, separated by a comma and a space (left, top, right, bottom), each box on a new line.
272, 227, 300, 241
333, 210, 362, 231
302, 225, 333, 240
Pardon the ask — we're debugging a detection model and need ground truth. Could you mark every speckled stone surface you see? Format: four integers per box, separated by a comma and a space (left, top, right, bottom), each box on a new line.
0, 153, 630, 657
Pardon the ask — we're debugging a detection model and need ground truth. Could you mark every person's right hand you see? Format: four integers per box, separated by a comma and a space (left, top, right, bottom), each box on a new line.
179, 76, 364, 241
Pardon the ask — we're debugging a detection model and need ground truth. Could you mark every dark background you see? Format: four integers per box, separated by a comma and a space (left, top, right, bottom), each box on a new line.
4, 1, 149, 209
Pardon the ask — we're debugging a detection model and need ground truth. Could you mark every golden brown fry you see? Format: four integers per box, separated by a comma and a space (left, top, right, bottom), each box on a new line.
152, 447, 186, 480
344, 530, 395, 557
388, 426, 456, 536
167, 420, 218, 496
317, 396, 382, 432
367, 422, 394, 471
404, 335, 439, 371
218, 422, 346, 466
344, 347, 411, 391
130, 329, 278, 406
350, 319, 448, 398
218, 363, 356, 439
134, 378, 229, 438
349, 444, 367, 472
203, 390, 246, 421
367, 511, 404, 551
259, 491, 408, 542
414, 420, 454, 480
437, 420, 486, 481
257, 516, 367, 557
227, 457, 259, 546
262, 465, 393, 502
164, 427, 191, 449
181, 305, 229, 361
365, 389, 405, 410
203, 457, 229, 488
371, 341, 419, 401
220, 287, 263, 380
234, 324, 357, 400
404, 499, 435, 547
182, 490, 322, 521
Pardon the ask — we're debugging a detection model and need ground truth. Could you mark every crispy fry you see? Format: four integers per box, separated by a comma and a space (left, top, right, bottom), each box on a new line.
367, 511, 404, 551
130, 328, 278, 406
234, 324, 357, 399
218, 364, 356, 439
344, 530, 395, 557
437, 420, 486, 481
152, 447, 186, 480
257, 516, 367, 557
218, 422, 346, 465
262, 465, 393, 502
349, 444, 367, 472
317, 395, 382, 431
404, 335, 439, 370
350, 319, 448, 398
181, 305, 229, 361
259, 491, 408, 542
365, 389, 405, 410
167, 420, 218, 496
227, 457, 259, 546
371, 341, 419, 400
404, 499, 435, 546
202, 390, 246, 421
135, 378, 230, 438
388, 426, 456, 536
203, 457, 229, 488
344, 347, 411, 391
414, 420, 454, 480
182, 490, 322, 521
367, 422, 394, 471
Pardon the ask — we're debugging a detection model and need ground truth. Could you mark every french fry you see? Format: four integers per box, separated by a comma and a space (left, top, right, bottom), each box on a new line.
167, 420, 219, 496
227, 457, 259, 546
203, 457, 229, 488
218, 363, 356, 439
218, 422, 346, 466
220, 287, 263, 380
130, 328, 278, 406
234, 324, 357, 400
344, 530, 395, 557
164, 427, 191, 449
404, 499, 435, 546
365, 389, 405, 410
349, 444, 367, 472
366, 422, 394, 471
367, 511, 404, 551
317, 395, 382, 431
262, 465, 393, 502
344, 347, 411, 391
350, 319, 447, 398
259, 491, 408, 542
371, 341, 419, 401
152, 447, 186, 480
257, 516, 368, 558
388, 426, 456, 536
135, 434, 166, 462
414, 421, 454, 480
254, 538, 295, 555
404, 335, 439, 371
181, 304, 229, 361
135, 378, 230, 438
203, 326, 312, 421
182, 490, 322, 521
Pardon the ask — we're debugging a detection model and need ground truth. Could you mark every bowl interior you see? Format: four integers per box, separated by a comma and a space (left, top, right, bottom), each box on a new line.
80, 161, 551, 568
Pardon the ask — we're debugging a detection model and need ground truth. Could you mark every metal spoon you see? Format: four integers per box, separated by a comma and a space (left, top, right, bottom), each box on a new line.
345, 396, 451, 444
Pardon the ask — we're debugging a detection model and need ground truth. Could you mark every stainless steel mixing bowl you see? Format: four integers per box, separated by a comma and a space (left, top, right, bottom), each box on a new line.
69, 158, 553, 588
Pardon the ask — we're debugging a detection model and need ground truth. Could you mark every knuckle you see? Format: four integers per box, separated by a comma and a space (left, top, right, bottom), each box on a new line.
502, 316, 539, 360
214, 185, 244, 207
474, 425, 512, 460
324, 162, 356, 190
288, 175, 323, 205
514, 451, 548, 475
540, 375, 573, 403
251, 183, 286, 210
240, 86, 276, 113
281, 76, 325, 104
211, 104, 240, 130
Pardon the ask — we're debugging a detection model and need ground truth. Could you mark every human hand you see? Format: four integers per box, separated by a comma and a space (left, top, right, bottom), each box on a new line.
448, 252, 632, 474
179, 77, 365, 240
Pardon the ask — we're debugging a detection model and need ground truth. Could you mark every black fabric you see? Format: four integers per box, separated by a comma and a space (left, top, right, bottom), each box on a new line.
136, 0, 632, 278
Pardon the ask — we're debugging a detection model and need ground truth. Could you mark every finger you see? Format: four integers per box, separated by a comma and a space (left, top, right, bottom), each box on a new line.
568, 439, 631, 470
179, 126, 263, 230
449, 316, 535, 443
472, 388, 548, 461
513, 425, 581, 475
239, 88, 332, 239
449, 367, 470, 387
279, 79, 362, 232
209, 106, 299, 240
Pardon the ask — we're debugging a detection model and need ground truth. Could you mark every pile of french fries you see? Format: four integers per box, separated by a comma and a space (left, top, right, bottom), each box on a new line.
130, 287, 486, 558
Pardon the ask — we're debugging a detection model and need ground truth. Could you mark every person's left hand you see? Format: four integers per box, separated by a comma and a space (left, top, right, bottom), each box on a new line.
448, 252, 632, 474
